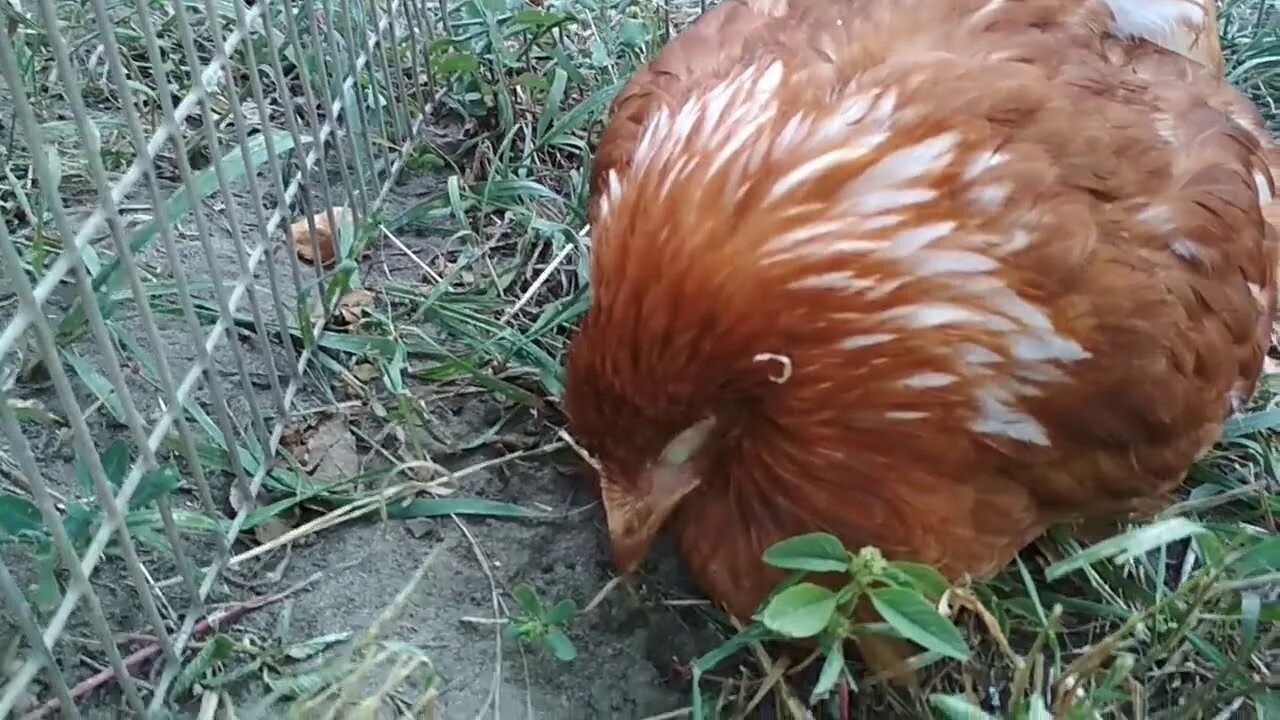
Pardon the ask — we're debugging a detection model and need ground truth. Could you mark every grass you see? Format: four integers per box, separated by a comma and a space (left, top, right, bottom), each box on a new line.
0, 0, 1278, 717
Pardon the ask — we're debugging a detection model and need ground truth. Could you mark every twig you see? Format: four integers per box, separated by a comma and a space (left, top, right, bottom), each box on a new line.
381, 226, 443, 284
452, 516, 507, 720
21, 573, 321, 719
499, 242, 575, 324
581, 575, 624, 614
196, 690, 220, 720
154, 443, 564, 590
727, 615, 812, 719
640, 710, 693, 720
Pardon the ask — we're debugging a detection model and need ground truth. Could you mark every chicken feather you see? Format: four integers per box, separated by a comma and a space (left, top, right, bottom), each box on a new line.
565, 0, 1278, 674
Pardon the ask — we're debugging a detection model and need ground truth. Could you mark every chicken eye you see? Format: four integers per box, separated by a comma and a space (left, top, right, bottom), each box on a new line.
658, 416, 717, 467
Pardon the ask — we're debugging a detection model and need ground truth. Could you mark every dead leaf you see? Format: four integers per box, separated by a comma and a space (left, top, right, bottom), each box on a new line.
6, 397, 63, 426
290, 206, 348, 267
293, 413, 361, 483
352, 363, 380, 382
335, 289, 375, 327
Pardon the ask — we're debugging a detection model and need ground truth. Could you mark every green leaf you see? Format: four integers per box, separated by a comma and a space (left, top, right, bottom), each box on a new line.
762, 532, 849, 573
761, 582, 838, 638
1231, 536, 1280, 576
380, 497, 552, 520
886, 561, 950, 600
509, 9, 570, 27
538, 78, 626, 151
690, 624, 778, 720
618, 18, 649, 49
544, 598, 576, 626
1241, 591, 1261, 650
0, 494, 43, 539
1254, 689, 1280, 720
100, 439, 130, 491
61, 503, 95, 548
1045, 517, 1207, 581
436, 52, 480, 76
284, 632, 353, 660
201, 657, 264, 689
32, 551, 60, 612
810, 642, 845, 704
512, 583, 543, 616
128, 525, 175, 557
265, 666, 345, 699
130, 465, 180, 508
1258, 602, 1280, 624
929, 694, 998, 720
43, 145, 62, 208
169, 633, 235, 700
543, 626, 577, 661
6, 398, 63, 426
62, 352, 123, 422
868, 587, 969, 661
535, 68, 568, 143
76, 435, 132, 489
1221, 408, 1280, 437
588, 39, 610, 68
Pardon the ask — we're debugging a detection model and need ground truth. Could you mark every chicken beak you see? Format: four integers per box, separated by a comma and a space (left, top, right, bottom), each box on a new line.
603, 498, 654, 575
600, 464, 700, 574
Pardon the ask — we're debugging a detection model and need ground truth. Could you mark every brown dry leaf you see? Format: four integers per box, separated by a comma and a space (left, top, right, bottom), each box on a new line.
281, 414, 323, 462
352, 363, 380, 382
294, 413, 361, 483
290, 206, 348, 267
228, 482, 297, 545
335, 289, 376, 327
6, 397, 63, 426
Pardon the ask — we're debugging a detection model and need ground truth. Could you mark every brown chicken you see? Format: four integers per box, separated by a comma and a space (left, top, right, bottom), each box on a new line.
563, 0, 1278, 660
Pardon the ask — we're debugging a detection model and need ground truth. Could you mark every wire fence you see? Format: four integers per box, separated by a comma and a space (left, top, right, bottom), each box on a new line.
0, 0, 439, 714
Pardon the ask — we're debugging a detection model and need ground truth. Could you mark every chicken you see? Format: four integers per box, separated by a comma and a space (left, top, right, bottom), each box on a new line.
563, 0, 1278, 655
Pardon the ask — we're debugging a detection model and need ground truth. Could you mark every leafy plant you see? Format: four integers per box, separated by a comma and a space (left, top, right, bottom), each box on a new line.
754, 533, 968, 704
502, 583, 578, 661
0, 438, 181, 611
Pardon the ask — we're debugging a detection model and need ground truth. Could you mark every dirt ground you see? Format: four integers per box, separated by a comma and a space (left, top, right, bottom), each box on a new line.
241, 440, 719, 718
219, 169, 730, 718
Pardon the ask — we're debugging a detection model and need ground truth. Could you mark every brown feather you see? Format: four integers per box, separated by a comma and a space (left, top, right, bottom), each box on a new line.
566, 0, 1279, 679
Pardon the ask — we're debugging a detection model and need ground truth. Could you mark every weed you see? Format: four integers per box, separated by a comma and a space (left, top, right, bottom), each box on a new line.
0, 438, 191, 612
754, 534, 966, 704
503, 582, 578, 662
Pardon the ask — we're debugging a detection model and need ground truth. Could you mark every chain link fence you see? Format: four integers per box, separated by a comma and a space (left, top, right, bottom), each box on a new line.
0, 0, 441, 714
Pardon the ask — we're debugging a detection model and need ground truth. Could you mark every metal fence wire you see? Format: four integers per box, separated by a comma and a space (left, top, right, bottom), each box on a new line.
0, 0, 439, 714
